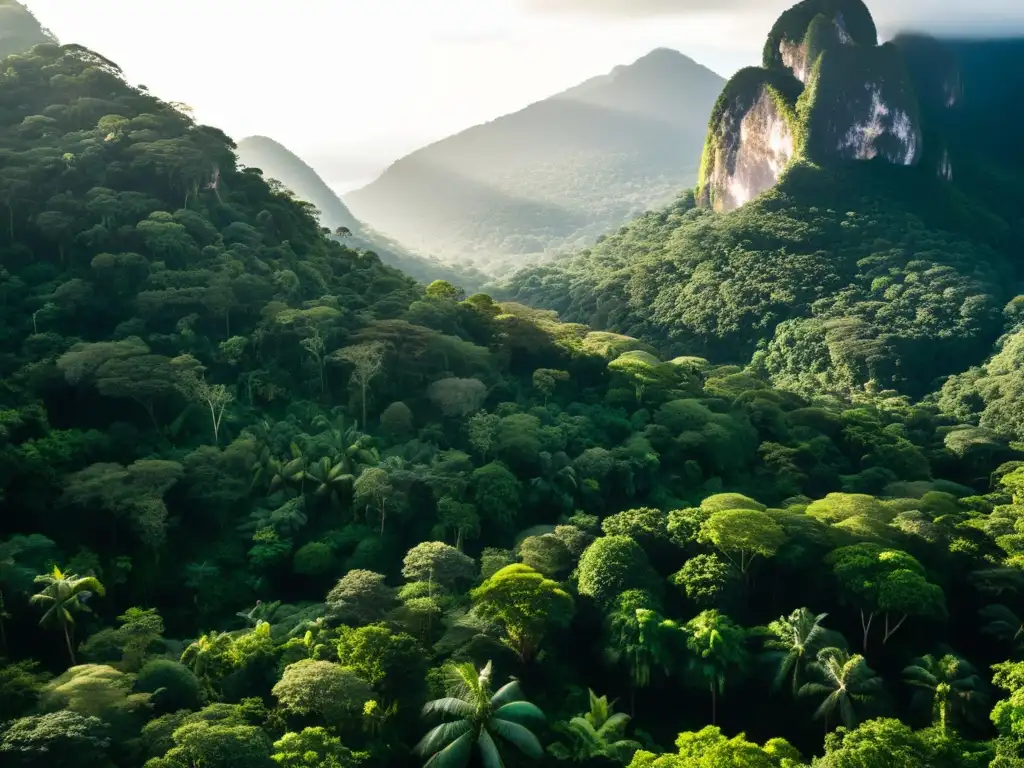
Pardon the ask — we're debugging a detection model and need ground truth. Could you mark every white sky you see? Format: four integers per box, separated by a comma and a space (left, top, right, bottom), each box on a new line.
21, 0, 1024, 192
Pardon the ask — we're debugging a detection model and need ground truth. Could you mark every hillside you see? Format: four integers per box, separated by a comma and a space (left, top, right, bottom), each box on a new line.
0, 0, 53, 58
503, 2, 1024, 410
345, 48, 725, 273
4, 11, 1024, 768
235, 136, 361, 233
235, 135, 485, 291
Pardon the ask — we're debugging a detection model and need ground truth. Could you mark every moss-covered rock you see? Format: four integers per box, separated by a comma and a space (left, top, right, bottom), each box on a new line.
801, 43, 921, 165
891, 34, 962, 180
764, 0, 877, 77
697, 68, 803, 212
699, 0, 924, 211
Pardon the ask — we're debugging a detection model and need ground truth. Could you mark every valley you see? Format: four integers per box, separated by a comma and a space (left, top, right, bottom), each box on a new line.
0, 1, 1022, 768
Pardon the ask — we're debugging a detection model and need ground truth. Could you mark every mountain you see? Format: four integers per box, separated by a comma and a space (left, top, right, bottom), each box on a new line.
6, 19, 1024, 768
345, 48, 725, 273
235, 136, 360, 233
502, 0, 1024, 409
0, 0, 54, 58
235, 135, 485, 290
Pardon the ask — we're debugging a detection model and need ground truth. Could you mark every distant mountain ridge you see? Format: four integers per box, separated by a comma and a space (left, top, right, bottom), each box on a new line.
344, 48, 725, 273
0, 0, 56, 58
234, 136, 484, 290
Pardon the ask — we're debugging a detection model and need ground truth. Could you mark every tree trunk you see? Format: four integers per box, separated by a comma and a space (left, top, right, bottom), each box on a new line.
360, 380, 368, 430
882, 613, 908, 644
860, 609, 874, 651
136, 398, 160, 431
209, 401, 219, 444
63, 621, 76, 665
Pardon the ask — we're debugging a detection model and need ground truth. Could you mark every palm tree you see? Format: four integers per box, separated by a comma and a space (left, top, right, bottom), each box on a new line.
30, 565, 105, 665
799, 647, 883, 731
979, 604, 1024, 651
548, 689, 641, 764
903, 653, 988, 733
415, 660, 545, 768
603, 594, 683, 714
763, 608, 843, 696
684, 609, 749, 725
304, 457, 354, 504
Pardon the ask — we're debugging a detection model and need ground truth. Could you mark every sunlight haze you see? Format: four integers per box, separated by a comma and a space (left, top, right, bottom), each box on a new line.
22, 0, 1024, 192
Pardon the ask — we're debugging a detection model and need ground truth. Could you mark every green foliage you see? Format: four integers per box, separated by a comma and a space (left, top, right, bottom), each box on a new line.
684, 610, 750, 724
470, 563, 574, 662
577, 536, 658, 606
335, 624, 426, 700
548, 689, 641, 763
135, 660, 203, 713
1, 17, 1023, 768
415, 660, 544, 768
628, 725, 801, 768
146, 720, 273, 768
402, 542, 477, 590
0, 710, 110, 768
271, 660, 372, 724
271, 727, 367, 768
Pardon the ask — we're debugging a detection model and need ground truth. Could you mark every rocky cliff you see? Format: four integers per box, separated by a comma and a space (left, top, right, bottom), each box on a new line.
699, 0, 927, 211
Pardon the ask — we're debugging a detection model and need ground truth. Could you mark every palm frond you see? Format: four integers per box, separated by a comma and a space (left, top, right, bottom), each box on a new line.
423, 729, 475, 768
599, 711, 630, 734
415, 719, 473, 756
422, 697, 476, 719
489, 717, 543, 759
492, 700, 544, 724
490, 679, 524, 709
478, 728, 505, 768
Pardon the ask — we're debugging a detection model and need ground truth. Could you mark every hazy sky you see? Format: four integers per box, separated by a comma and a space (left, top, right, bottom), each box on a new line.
22, 0, 1024, 192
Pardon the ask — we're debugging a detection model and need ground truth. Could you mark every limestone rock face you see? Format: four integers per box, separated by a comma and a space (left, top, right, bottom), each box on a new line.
698, 0, 927, 212
701, 80, 796, 212
803, 44, 921, 166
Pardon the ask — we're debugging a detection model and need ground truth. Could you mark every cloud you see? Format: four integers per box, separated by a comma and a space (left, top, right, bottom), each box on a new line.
519, 0, 1024, 29
518, 0, 743, 17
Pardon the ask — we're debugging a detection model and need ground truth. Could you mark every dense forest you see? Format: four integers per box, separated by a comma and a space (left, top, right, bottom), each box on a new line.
501, 35, 1024, 423
3, 11, 1024, 768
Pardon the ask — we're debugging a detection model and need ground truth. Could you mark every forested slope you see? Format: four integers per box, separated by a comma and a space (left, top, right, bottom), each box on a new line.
502, 27, 1024, 412
234, 135, 485, 291
0, 0, 52, 58
2, 33, 1024, 768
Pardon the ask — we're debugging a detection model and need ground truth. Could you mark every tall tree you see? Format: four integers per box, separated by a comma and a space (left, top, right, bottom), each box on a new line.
903, 653, 987, 734
30, 566, 105, 665
763, 608, 842, 697
172, 355, 235, 444
333, 342, 386, 429
470, 563, 574, 663
799, 648, 884, 731
684, 610, 749, 725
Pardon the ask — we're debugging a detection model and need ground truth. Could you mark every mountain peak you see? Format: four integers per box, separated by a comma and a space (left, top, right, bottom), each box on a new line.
0, 0, 57, 59
345, 49, 724, 271
632, 47, 694, 65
